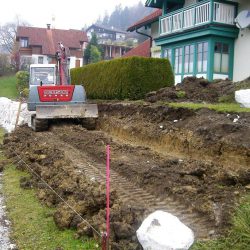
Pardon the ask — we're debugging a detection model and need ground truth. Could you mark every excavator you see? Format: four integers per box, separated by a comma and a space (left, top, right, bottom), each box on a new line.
27, 42, 98, 131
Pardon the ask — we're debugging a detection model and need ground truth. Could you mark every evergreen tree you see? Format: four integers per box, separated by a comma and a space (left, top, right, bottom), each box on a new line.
84, 33, 103, 64
90, 45, 101, 63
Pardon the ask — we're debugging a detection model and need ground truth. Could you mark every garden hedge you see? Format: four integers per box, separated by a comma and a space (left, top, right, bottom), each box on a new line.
16, 71, 29, 96
71, 56, 174, 100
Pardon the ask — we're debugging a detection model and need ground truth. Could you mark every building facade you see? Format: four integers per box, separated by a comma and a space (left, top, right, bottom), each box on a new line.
86, 24, 127, 44
16, 25, 88, 69
128, 0, 250, 84
145, 0, 250, 83
86, 24, 133, 60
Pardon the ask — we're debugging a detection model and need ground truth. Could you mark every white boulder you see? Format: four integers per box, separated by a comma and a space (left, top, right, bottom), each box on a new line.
235, 89, 250, 108
137, 210, 194, 250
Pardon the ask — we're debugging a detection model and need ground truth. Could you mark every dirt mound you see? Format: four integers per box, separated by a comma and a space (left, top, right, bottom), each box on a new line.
145, 76, 249, 103
3, 127, 145, 249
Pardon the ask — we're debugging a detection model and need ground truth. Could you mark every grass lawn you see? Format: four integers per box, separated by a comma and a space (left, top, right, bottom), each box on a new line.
168, 102, 250, 113
191, 195, 250, 250
0, 128, 99, 250
0, 75, 18, 99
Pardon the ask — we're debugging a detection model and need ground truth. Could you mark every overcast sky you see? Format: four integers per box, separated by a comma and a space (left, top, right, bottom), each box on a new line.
1, 0, 142, 29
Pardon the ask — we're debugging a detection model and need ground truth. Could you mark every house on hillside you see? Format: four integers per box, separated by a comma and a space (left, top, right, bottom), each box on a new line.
16, 25, 88, 69
86, 24, 134, 60
127, 0, 250, 83
86, 24, 127, 43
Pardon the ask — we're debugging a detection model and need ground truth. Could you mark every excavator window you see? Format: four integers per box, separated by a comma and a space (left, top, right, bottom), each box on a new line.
30, 67, 55, 86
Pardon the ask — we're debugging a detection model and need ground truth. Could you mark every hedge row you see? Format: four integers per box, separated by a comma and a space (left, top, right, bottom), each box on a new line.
71, 56, 174, 100
16, 71, 29, 97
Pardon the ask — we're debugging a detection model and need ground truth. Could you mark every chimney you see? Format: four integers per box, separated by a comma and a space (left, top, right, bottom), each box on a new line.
47, 24, 51, 30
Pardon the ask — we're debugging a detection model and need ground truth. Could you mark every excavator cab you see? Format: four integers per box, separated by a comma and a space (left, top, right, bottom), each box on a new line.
29, 64, 57, 86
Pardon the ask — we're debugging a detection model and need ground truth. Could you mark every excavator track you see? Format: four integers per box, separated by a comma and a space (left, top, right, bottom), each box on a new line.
31, 115, 49, 132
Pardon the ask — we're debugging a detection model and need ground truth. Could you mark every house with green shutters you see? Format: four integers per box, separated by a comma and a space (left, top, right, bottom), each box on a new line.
129, 0, 250, 84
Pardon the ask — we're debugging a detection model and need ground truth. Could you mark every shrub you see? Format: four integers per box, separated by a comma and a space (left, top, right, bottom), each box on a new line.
21, 88, 29, 98
16, 71, 29, 93
71, 56, 174, 100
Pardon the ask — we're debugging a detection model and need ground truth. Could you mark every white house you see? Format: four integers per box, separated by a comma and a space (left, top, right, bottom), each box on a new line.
128, 0, 250, 83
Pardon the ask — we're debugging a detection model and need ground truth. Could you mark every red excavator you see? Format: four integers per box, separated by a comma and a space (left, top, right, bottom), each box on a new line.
28, 42, 98, 131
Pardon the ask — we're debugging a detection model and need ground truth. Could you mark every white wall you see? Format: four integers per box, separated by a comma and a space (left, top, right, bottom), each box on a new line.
31, 55, 49, 64
175, 75, 182, 84
69, 57, 83, 69
233, 0, 250, 81
151, 21, 161, 58
214, 74, 229, 80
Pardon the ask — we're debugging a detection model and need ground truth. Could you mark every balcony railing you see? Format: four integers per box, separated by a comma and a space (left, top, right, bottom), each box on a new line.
160, 1, 236, 36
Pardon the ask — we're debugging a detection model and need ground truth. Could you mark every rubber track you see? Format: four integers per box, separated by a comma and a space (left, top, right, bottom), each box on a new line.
37, 132, 215, 240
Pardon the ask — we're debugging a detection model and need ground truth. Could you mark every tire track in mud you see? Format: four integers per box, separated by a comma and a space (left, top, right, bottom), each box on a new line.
36, 130, 215, 240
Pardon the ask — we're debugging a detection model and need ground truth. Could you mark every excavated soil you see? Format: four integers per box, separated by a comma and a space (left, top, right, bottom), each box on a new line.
145, 76, 250, 103
2, 103, 250, 249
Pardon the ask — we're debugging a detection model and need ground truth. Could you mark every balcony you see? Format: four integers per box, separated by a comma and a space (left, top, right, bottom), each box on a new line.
160, 0, 236, 36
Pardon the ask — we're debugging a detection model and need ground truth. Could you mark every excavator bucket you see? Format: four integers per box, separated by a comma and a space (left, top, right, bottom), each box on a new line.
36, 104, 98, 119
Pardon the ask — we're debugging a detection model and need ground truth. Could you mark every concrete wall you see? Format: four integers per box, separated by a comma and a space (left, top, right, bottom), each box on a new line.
233, 0, 250, 81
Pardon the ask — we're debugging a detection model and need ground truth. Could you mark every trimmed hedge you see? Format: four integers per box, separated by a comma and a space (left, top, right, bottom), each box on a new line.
71, 56, 174, 100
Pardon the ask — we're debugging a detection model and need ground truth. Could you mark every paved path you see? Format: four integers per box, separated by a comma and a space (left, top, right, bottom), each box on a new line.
0, 173, 16, 250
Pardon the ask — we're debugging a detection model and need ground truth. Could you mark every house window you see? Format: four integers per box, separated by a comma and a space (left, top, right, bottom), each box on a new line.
214, 43, 229, 73
184, 45, 194, 73
163, 48, 172, 64
20, 38, 28, 48
197, 42, 208, 73
174, 47, 183, 74
38, 56, 43, 64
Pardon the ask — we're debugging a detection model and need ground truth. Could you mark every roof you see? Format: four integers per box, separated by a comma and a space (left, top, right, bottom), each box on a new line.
127, 9, 162, 32
16, 26, 88, 55
86, 24, 127, 34
123, 39, 151, 58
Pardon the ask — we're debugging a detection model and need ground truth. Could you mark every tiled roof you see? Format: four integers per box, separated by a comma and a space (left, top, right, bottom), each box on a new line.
127, 9, 162, 32
16, 26, 88, 55
123, 39, 151, 58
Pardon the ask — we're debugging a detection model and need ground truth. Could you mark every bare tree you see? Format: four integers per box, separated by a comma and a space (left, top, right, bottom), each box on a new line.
0, 16, 29, 71
0, 16, 29, 54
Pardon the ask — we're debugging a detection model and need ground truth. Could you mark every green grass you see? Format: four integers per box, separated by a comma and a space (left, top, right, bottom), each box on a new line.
0, 128, 99, 250
0, 75, 18, 99
191, 195, 250, 250
168, 102, 250, 113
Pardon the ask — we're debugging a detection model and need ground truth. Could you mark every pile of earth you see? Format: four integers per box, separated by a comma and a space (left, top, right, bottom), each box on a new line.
145, 76, 250, 103
2, 127, 146, 250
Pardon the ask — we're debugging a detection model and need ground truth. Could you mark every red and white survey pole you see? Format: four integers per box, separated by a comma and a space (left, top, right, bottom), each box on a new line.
102, 145, 110, 250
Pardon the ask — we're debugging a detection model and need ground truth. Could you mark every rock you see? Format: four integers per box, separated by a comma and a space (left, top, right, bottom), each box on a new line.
137, 211, 194, 250
235, 89, 250, 108
245, 184, 250, 190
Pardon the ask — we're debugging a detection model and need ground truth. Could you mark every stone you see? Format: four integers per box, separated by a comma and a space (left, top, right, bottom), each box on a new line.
137, 210, 194, 250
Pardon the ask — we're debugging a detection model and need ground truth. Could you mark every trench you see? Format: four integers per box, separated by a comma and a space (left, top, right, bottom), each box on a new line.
2, 102, 250, 248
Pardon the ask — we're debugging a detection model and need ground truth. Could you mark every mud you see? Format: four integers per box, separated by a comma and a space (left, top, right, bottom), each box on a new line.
145, 76, 250, 103
2, 102, 250, 249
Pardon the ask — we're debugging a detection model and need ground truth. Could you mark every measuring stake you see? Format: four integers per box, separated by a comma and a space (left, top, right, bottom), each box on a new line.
106, 145, 110, 248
